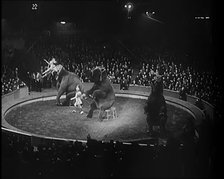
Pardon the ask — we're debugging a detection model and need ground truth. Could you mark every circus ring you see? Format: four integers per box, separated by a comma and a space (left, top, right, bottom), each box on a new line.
2, 83, 206, 145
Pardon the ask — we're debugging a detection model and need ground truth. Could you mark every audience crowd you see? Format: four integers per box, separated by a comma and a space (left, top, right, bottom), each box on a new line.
32, 35, 134, 85
1, 65, 26, 95
2, 129, 212, 178
3, 34, 220, 105
33, 35, 221, 110
135, 58, 221, 105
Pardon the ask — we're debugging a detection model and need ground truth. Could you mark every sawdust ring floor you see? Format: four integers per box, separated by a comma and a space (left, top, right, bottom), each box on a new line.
5, 96, 193, 142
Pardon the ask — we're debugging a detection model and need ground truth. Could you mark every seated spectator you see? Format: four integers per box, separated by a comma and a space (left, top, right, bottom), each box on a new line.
179, 87, 187, 101
120, 77, 128, 90
195, 97, 205, 111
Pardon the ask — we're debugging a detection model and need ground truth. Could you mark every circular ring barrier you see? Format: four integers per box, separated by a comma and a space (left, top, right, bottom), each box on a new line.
2, 86, 205, 144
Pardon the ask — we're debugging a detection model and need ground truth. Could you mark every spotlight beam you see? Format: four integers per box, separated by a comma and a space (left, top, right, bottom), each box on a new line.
146, 14, 164, 24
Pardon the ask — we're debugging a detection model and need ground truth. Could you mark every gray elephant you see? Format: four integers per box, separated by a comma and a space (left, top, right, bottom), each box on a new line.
85, 66, 115, 119
42, 59, 84, 106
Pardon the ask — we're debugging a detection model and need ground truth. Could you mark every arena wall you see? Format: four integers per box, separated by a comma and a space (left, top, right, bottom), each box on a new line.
2, 83, 208, 144
2, 83, 213, 123
83, 83, 213, 121
2, 86, 29, 104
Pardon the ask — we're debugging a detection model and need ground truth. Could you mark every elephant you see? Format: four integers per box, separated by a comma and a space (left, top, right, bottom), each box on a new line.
85, 66, 115, 119
144, 74, 167, 136
42, 60, 84, 106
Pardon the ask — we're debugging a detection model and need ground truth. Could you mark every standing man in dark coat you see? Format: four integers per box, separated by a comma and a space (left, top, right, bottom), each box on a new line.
179, 87, 187, 101
144, 75, 167, 136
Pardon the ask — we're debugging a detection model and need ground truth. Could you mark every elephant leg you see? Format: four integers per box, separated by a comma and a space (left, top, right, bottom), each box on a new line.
56, 84, 66, 106
101, 100, 114, 111
92, 89, 113, 110
159, 116, 167, 136
62, 99, 70, 106
67, 91, 76, 105
87, 101, 98, 118
67, 91, 76, 99
56, 82, 60, 90
98, 108, 105, 121
62, 91, 76, 106
98, 104, 109, 120
146, 116, 153, 132
92, 90, 106, 103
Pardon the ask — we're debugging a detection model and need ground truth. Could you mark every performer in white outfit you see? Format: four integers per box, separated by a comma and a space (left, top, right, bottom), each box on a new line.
71, 85, 84, 114
42, 58, 57, 78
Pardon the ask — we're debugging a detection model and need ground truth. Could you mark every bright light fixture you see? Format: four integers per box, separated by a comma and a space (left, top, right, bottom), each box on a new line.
60, 21, 66, 24
125, 2, 133, 11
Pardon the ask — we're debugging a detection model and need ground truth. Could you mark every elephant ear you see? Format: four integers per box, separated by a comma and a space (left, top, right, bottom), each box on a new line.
92, 67, 101, 83
101, 68, 107, 81
92, 66, 106, 82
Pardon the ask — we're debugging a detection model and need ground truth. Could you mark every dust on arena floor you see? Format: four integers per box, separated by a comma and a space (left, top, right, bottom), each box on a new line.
4, 96, 193, 142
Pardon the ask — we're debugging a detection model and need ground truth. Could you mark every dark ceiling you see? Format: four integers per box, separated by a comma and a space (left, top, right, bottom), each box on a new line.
2, 0, 212, 23
2, 0, 213, 50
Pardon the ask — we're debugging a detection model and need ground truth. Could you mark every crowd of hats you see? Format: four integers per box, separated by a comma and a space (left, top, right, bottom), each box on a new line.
1, 66, 26, 95
2, 126, 213, 178
135, 58, 220, 106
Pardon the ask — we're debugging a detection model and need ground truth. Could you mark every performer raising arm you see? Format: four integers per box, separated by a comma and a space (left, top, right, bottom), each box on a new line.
71, 85, 84, 114
42, 58, 57, 78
